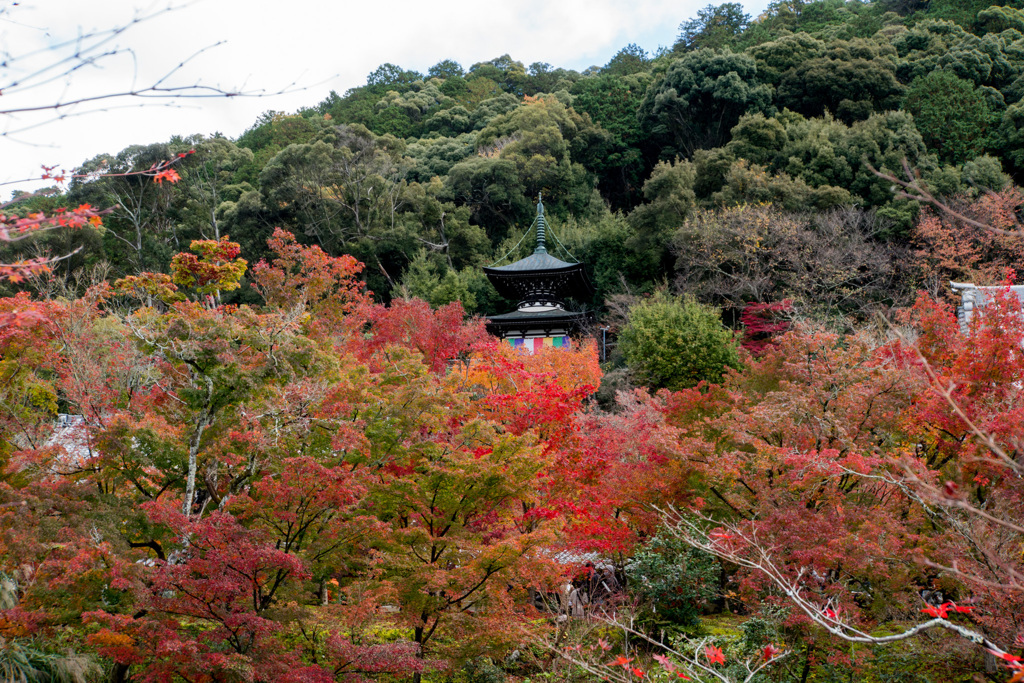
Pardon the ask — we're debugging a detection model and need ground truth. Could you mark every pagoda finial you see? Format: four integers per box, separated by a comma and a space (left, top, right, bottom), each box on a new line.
534, 192, 547, 254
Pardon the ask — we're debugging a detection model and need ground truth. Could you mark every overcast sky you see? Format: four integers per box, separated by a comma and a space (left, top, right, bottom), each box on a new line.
0, 0, 771, 195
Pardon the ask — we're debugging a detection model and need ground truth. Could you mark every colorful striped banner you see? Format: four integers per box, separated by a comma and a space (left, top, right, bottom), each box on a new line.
506, 336, 570, 354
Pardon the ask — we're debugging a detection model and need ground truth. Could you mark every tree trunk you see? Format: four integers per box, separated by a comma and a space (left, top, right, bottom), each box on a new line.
412, 623, 425, 683
182, 376, 214, 517
799, 644, 814, 683
110, 663, 130, 683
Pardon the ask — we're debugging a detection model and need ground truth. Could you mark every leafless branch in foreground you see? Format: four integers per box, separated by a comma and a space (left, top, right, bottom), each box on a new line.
655, 507, 1020, 672
543, 614, 789, 683
868, 159, 1022, 237
0, 2, 324, 142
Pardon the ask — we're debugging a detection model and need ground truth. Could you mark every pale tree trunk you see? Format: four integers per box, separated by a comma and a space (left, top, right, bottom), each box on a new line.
182, 375, 214, 517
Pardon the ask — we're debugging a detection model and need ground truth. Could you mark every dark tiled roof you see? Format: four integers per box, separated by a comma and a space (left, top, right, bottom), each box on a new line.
484, 307, 591, 336
486, 308, 584, 322
485, 252, 579, 273
484, 195, 593, 318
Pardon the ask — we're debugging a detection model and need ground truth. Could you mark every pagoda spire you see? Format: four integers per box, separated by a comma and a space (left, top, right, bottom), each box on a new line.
534, 192, 547, 254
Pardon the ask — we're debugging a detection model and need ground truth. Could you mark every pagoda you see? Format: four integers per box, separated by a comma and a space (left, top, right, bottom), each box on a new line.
483, 195, 593, 352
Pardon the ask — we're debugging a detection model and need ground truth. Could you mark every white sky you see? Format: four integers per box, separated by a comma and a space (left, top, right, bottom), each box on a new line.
0, 0, 771, 195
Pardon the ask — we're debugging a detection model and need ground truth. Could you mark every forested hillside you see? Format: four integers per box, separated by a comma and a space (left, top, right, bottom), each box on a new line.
7, 1, 1024, 682
11, 0, 1024, 325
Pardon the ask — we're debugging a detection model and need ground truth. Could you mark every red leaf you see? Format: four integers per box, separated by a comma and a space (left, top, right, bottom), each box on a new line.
705, 645, 725, 666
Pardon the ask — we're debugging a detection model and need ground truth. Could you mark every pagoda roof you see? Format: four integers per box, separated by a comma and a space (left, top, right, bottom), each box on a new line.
484, 251, 580, 273
486, 307, 586, 323
483, 194, 594, 304
484, 307, 591, 335
483, 261, 592, 304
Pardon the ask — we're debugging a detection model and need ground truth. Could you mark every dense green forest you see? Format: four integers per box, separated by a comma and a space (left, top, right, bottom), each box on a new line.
13, 0, 1024, 331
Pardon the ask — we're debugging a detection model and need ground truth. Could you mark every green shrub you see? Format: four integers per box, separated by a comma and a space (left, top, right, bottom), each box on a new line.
463, 657, 506, 683
619, 292, 741, 391
626, 530, 721, 630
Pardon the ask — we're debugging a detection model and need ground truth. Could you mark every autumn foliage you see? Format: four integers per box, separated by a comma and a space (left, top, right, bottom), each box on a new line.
0, 201, 108, 282
0, 232, 593, 681
4, 229, 1024, 681
913, 188, 1024, 291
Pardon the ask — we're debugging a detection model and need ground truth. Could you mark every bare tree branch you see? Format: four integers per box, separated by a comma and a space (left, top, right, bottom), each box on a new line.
656, 507, 1020, 672
868, 159, 1022, 237
0, 3, 326, 143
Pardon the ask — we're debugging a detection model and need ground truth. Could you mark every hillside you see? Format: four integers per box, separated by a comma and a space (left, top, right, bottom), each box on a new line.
7, 0, 1023, 328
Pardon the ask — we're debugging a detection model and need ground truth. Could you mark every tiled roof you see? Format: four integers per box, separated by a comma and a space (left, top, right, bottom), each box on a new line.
484, 251, 580, 273
485, 308, 584, 322
951, 281, 1024, 332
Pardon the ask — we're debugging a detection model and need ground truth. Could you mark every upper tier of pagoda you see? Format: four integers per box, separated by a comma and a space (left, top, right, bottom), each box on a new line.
483, 195, 593, 309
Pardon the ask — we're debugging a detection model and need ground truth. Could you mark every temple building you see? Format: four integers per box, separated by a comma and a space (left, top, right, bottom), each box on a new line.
951, 281, 1024, 332
483, 195, 593, 351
